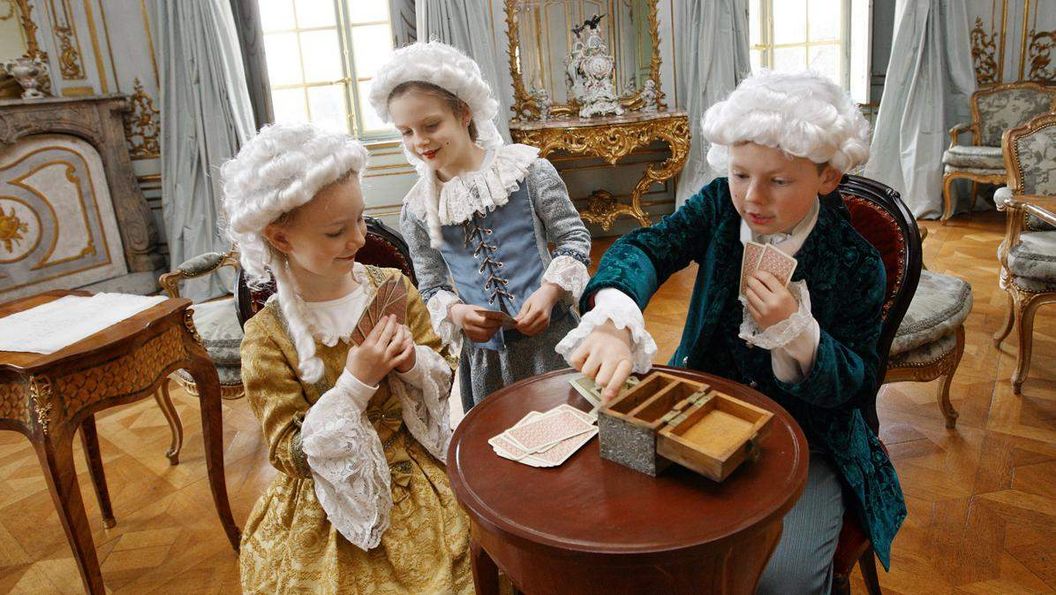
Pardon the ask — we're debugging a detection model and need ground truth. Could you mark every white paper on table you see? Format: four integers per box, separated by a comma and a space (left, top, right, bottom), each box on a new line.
0, 293, 167, 354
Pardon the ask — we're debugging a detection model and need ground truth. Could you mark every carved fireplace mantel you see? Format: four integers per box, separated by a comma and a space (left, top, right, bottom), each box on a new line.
0, 95, 162, 298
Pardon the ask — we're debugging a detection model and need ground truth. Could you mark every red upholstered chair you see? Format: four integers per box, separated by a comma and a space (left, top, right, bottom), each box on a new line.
234, 216, 417, 326
827, 175, 923, 594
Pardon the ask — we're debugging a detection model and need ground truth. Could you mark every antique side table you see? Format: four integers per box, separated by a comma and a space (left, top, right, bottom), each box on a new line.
509, 110, 690, 231
0, 290, 240, 594
447, 366, 809, 595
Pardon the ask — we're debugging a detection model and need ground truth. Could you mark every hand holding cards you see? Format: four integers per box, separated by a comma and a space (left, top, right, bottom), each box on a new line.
478, 308, 518, 330
489, 404, 598, 467
740, 241, 798, 297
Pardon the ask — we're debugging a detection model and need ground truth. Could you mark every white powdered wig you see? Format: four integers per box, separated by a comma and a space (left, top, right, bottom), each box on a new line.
702, 70, 870, 174
221, 123, 369, 383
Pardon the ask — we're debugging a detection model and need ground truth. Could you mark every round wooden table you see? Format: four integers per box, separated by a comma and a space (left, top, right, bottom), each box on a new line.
447, 366, 809, 595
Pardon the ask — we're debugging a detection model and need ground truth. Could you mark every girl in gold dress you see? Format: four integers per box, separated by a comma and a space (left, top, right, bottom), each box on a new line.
221, 123, 471, 593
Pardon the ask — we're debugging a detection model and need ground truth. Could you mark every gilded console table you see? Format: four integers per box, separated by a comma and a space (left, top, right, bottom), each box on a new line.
509, 110, 690, 230
0, 290, 240, 595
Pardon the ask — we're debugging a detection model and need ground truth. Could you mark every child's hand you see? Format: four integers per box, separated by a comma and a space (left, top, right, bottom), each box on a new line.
515, 283, 563, 336
745, 271, 798, 329
345, 315, 415, 386
450, 304, 503, 342
569, 320, 634, 403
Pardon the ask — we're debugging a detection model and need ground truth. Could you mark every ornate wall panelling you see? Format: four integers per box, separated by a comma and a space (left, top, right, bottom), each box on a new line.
968, 0, 1056, 86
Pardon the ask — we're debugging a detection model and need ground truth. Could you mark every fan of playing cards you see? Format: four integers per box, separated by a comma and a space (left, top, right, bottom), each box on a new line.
489, 405, 598, 468
740, 240, 798, 297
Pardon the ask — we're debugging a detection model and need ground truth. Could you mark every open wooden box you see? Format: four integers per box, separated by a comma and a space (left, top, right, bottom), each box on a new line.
598, 371, 773, 481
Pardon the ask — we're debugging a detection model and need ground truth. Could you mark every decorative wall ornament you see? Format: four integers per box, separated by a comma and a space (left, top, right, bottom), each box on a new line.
2, 55, 50, 99
566, 15, 623, 119
1026, 29, 1056, 82
971, 16, 1000, 86
0, 206, 29, 252
123, 78, 161, 160
53, 23, 83, 79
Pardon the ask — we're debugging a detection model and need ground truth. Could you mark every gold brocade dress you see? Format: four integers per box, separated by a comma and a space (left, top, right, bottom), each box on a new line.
238, 268, 472, 594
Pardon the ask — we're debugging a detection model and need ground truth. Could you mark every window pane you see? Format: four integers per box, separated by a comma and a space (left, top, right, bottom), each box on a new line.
772, 0, 806, 45
349, 1, 390, 24
264, 33, 303, 86
749, 0, 763, 45
773, 46, 806, 72
293, 0, 336, 28
300, 30, 344, 83
808, 0, 840, 41
351, 24, 395, 79
358, 80, 390, 132
272, 87, 309, 124
257, 0, 294, 32
808, 44, 839, 83
751, 49, 763, 71
307, 85, 350, 133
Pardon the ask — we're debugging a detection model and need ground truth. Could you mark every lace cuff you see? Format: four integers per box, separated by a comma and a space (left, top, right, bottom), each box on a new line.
301, 382, 392, 551
389, 346, 454, 462
555, 288, 656, 374
335, 369, 378, 412
738, 280, 815, 350
542, 255, 591, 302
425, 290, 463, 347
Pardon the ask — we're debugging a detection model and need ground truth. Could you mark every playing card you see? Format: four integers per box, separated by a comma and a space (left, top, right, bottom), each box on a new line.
740, 241, 766, 297
505, 408, 596, 453
489, 433, 532, 460
526, 428, 598, 467
569, 375, 602, 406
479, 308, 518, 330
350, 276, 408, 344
555, 403, 596, 425
756, 244, 798, 287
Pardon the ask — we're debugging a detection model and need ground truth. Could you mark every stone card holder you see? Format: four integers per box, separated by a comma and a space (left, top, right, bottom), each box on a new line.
598, 371, 774, 481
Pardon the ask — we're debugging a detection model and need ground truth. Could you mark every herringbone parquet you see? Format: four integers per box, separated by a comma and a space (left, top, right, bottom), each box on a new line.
0, 210, 1052, 593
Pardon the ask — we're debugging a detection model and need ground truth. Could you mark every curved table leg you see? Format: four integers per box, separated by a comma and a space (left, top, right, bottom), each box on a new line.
79, 414, 116, 528
186, 356, 241, 551
34, 431, 105, 594
154, 381, 184, 465
470, 540, 500, 595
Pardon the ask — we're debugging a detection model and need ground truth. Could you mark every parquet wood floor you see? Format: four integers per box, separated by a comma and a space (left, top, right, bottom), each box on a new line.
0, 210, 1052, 593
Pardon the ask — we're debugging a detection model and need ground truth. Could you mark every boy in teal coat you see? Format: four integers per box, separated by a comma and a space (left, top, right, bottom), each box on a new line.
557, 71, 906, 593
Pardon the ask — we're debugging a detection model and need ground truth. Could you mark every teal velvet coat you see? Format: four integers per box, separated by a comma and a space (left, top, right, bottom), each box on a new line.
583, 178, 906, 568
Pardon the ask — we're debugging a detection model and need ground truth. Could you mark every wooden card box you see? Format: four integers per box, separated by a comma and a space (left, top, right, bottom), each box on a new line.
599, 371, 774, 481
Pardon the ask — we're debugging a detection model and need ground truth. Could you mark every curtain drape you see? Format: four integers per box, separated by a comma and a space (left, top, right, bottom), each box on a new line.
229, 0, 274, 130
416, 0, 512, 142
157, 0, 255, 300
674, 0, 751, 206
863, 0, 976, 219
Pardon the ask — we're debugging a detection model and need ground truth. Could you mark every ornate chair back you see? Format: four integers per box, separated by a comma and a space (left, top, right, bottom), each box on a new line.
1003, 111, 1056, 197
234, 216, 417, 328
973, 82, 1056, 147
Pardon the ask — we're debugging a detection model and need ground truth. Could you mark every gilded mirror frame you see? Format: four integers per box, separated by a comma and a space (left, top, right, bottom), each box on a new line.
505, 0, 666, 122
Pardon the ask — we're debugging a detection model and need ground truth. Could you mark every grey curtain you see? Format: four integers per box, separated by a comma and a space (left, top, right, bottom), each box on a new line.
229, 0, 274, 129
674, 0, 751, 207
390, 0, 418, 47
417, 0, 512, 142
863, 0, 976, 219
157, 0, 255, 300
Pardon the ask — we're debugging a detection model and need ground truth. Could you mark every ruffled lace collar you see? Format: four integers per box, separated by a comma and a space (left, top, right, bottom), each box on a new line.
404, 143, 540, 225
298, 263, 370, 347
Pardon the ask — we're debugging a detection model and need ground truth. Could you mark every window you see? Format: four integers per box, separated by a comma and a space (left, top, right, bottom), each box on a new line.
748, 0, 871, 103
257, 0, 396, 138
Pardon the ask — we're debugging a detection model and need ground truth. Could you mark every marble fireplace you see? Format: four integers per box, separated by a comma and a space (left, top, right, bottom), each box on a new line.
0, 95, 163, 301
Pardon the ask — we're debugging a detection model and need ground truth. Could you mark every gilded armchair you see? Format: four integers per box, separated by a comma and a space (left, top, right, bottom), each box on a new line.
941, 82, 1056, 222
993, 112, 1056, 394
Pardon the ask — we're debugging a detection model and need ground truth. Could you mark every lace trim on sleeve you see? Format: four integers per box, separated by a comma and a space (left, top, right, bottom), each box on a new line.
542, 255, 591, 302
738, 280, 815, 350
301, 385, 392, 551
425, 289, 463, 348
555, 295, 656, 374
388, 345, 454, 462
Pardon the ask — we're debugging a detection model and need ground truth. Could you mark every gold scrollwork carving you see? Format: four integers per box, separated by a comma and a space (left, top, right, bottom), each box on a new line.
29, 375, 53, 435
54, 25, 83, 79
1027, 30, 1056, 83
124, 78, 161, 160
511, 112, 690, 230
0, 206, 30, 252
971, 17, 1000, 86
184, 309, 203, 347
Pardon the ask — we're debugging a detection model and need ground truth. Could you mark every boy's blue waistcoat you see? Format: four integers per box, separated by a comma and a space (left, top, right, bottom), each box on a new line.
583, 178, 907, 568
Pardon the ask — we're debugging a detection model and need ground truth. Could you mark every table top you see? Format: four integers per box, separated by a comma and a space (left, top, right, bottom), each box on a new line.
447, 366, 809, 556
0, 290, 190, 373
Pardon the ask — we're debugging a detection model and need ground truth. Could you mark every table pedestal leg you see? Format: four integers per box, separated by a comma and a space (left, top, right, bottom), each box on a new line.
79, 414, 115, 528
34, 431, 105, 595
187, 358, 241, 551
470, 540, 500, 595
154, 381, 183, 466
